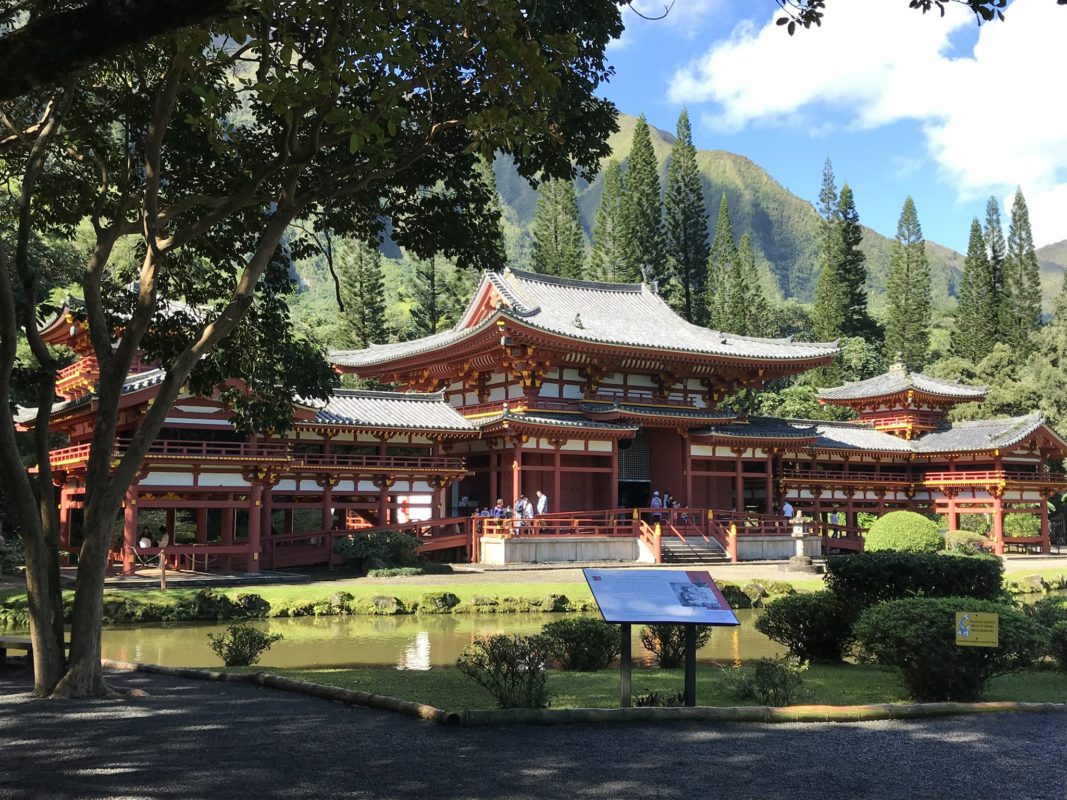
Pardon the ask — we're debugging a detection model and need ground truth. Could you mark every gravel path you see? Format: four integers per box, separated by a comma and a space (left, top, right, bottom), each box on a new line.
1, 670, 1064, 800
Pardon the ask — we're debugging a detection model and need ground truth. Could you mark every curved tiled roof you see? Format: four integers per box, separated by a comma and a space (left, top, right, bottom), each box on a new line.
331, 268, 838, 369
15, 368, 168, 425
311, 390, 476, 432
693, 417, 819, 441
912, 413, 1049, 454
475, 409, 639, 433
580, 401, 735, 422
811, 421, 914, 453
818, 365, 986, 402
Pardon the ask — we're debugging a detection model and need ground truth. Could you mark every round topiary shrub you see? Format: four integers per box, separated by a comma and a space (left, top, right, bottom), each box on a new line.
1024, 596, 1067, 671
639, 624, 711, 668
864, 511, 943, 553
943, 530, 990, 555
541, 617, 620, 671
853, 596, 1046, 702
754, 591, 854, 662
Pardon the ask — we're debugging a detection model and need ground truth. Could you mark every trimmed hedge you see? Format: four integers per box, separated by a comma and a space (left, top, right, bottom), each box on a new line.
853, 597, 1046, 702
334, 530, 419, 573
754, 591, 853, 662
825, 552, 1004, 610
863, 511, 942, 553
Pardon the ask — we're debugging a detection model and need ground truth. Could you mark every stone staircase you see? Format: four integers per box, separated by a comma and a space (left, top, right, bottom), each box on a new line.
660, 535, 730, 565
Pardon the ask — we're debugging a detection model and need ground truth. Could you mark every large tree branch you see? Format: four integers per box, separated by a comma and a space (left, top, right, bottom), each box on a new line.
0, 0, 240, 101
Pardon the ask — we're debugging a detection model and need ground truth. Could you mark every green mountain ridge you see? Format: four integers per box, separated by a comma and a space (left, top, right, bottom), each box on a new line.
493, 113, 962, 308
1037, 239, 1067, 309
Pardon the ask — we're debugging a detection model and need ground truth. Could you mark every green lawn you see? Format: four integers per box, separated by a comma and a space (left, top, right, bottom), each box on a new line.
252, 663, 1067, 711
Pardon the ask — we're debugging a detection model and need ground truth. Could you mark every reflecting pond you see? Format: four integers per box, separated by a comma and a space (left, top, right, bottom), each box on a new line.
96, 610, 784, 670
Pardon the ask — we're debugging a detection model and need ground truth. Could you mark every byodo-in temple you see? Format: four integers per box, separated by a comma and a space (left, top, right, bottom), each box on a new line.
24, 268, 1067, 573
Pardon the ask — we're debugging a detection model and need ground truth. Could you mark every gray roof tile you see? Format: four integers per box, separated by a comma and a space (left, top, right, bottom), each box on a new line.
818, 364, 986, 402
580, 401, 735, 422
693, 417, 819, 440
15, 368, 168, 424
912, 413, 1047, 453
312, 390, 476, 431
331, 269, 838, 368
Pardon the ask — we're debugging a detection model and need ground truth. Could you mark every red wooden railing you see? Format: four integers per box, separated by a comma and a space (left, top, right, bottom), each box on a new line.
295, 452, 465, 472
922, 469, 1067, 484
782, 468, 912, 485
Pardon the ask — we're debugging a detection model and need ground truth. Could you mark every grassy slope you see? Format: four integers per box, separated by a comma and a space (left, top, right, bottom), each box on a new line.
258, 663, 1067, 711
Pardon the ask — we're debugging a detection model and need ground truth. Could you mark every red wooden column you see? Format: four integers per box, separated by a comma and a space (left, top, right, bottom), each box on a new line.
57, 484, 71, 550
552, 441, 562, 514
122, 484, 138, 576
221, 498, 235, 571
320, 477, 336, 530
1040, 492, 1051, 554
764, 451, 774, 514
511, 437, 523, 510
734, 452, 744, 513
946, 489, 959, 531
375, 478, 393, 525
246, 480, 263, 573
991, 493, 1005, 556
610, 439, 620, 510
682, 435, 692, 507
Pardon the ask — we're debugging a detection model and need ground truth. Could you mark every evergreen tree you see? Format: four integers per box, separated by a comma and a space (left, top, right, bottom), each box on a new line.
835, 185, 875, 339
707, 193, 743, 332
737, 233, 772, 337
952, 219, 997, 362
983, 195, 1008, 341
619, 114, 665, 286
339, 238, 387, 348
1027, 281, 1067, 428
530, 177, 586, 279
812, 159, 845, 339
1005, 187, 1042, 346
589, 159, 628, 282
410, 255, 444, 337
663, 108, 709, 324
883, 197, 931, 370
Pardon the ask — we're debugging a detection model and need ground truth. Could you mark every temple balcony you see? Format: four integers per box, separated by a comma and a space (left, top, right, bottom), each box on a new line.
921, 469, 1067, 488
780, 468, 913, 486
47, 439, 465, 477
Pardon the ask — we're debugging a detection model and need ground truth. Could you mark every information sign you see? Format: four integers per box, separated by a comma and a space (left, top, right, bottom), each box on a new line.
955, 611, 999, 647
583, 568, 740, 626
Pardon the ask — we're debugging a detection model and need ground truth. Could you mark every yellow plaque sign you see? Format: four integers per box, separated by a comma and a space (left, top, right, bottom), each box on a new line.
955, 612, 999, 647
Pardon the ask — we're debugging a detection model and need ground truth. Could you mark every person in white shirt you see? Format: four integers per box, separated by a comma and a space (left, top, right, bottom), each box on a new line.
535, 490, 549, 516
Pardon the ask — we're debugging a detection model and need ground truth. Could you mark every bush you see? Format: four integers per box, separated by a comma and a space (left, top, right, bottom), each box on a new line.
0, 533, 24, 575
633, 690, 684, 707
825, 552, 1004, 610
419, 591, 461, 614
755, 591, 853, 662
207, 622, 283, 667
1004, 513, 1041, 538
716, 583, 752, 609
334, 530, 419, 573
727, 657, 807, 706
456, 634, 552, 708
864, 511, 942, 553
943, 530, 990, 555
853, 597, 1046, 702
232, 593, 271, 618
639, 624, 711, 668
1025, 597, 1067, 670
366, 562, 453, 577
741, 581, 796, 608
541, 617, 620, 671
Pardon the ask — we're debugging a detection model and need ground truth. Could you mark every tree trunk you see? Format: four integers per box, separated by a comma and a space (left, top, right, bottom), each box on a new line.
51, 500, 122, 698
20, 521, 65, 695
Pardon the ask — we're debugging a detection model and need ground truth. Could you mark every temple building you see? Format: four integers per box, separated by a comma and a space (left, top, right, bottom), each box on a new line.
25, 268, 1067, 572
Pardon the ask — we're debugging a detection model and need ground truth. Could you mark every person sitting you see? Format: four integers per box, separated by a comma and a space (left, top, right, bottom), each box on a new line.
138, 527, 153, 550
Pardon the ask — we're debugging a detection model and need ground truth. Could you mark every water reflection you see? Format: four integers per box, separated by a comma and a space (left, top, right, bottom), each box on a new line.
93, 610, 783, 670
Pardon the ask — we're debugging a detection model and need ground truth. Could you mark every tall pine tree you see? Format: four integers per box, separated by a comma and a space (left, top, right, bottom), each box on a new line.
473, 156, 508, 271
1005, 187, 1042, 347
663, 108, 709, 324
835, 185, 875, 339
883, 197, 931, 370
589, 159, 627, 282
812, 158, 844, 339
983, 195, 1009, 342
952, 219, 997, 363
737, 233, 771, 337
707, 193, 744, 332
530, 177, 586, 279
619, 115, 665, 286
339, 238, 387, 348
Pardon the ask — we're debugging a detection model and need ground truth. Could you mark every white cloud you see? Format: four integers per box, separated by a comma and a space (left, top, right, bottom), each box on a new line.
668, 1, 1067, 246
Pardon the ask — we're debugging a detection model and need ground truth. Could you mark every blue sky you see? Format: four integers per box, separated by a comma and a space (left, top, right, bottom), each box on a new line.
599, 0, 1067, 253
